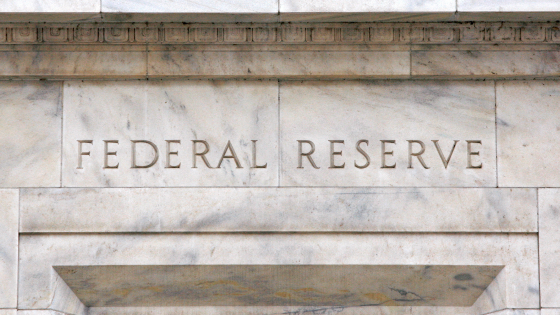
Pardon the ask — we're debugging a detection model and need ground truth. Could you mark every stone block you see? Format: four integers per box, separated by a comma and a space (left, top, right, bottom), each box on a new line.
0, 82, 61, 187
458, 0, 560, 12
147, 51, 410, 79
539, 189, 560, 307
61, 80, 278, 187
0, 190, 18, 308
489, 310, 541, 315
0, 52, 147, 79
280, 0, 455, 12
412, 51, 560, 77
497, 81, 560, 187
20, 188, 537, 233
0, 13, 101, 22
279, 0, 455, 22
279, 12, 455, 22
102, 0, 277, 13
0, 0, 99, 12
280, 80, 496, 187
18, 311, 70, 315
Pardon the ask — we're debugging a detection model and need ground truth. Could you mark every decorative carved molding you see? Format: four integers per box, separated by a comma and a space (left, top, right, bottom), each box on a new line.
1, 23, 560, 45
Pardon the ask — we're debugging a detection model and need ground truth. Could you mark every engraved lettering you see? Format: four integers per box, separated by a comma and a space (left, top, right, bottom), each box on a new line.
251, 140, 267, 169
131, 140, 159, 169
354, 139, 370, 169
103, 140, 119, 169
432, 140, 459, 169
329, 140, 345, 169
217, 140, 243, 169
408, 140, 429, 169
380, 140, 396, 168
466, 140, 483, 169
77, 140, 93, 169
165, 140, 181, 169
192, 140, 213, 168
297, 140, 319, 169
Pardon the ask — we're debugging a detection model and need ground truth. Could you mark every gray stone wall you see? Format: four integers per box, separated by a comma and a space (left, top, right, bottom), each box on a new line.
1, 5, 560, 314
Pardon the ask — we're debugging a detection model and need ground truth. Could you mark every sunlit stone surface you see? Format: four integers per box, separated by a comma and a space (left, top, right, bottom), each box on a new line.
0, 82, 61, 187
61, 80, 278, 187
0, 190, 18, 308
280, 80, 496, 187
20, 188, 537, 233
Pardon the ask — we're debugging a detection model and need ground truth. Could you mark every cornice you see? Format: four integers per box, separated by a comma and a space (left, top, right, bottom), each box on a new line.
1, 22, 559, 45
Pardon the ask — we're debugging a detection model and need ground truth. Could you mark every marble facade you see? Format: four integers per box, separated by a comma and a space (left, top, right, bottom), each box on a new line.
2, 1, 560, 314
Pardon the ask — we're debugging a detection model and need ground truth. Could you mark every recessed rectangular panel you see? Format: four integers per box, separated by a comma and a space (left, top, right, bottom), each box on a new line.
55, 265, 503, 307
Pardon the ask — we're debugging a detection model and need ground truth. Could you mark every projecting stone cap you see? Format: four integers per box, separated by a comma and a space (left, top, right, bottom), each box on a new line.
281, 0, 560, 22
0, 0, 560, 22
54, 265, 502, 307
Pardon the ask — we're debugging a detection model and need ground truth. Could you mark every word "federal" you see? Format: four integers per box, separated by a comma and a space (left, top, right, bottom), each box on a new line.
76, 140, 268, 169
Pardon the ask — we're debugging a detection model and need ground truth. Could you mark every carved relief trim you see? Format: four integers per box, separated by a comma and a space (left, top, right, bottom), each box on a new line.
1, 23, 559, 45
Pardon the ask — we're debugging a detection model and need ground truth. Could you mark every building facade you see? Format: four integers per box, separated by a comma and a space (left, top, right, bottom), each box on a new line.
1, 1, 560, 314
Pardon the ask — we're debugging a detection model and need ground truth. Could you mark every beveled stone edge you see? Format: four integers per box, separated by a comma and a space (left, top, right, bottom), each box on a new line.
18, 188, 538, 234
0, 22, 559, 46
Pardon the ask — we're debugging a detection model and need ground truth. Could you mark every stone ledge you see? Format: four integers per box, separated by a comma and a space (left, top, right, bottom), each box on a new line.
0, 23, 557, 79
20, 188, 537, 233
54, 265, 503, 307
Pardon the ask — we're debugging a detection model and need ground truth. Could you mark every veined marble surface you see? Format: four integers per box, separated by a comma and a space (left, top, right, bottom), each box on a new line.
497, 81, 560, 187
147, 51, 410, 79
0, 52, 147, 79
0, 0, 99, 12
0, 190, 18, 308
103, 0, 277, 13
280, 0, 455, 12
20, 188, 537, 233
280, 80, 496, 187
62, 80, 278, 187
87, 306, 475, 315
458, 0, 560, 11
490, 310, 541, 315
538, 189, 560, 307
412, 52, 560, 78
0, 82, 61, 187
18, 233, 539, 312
